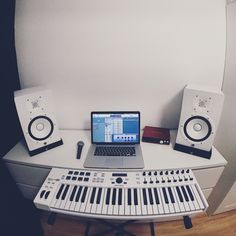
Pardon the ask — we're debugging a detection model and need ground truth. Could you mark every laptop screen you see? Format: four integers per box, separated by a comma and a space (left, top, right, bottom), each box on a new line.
91, 111, 140, 144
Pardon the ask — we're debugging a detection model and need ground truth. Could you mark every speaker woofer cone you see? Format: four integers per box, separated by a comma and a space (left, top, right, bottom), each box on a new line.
28, 115, 54, 141
183, 116, 212, 142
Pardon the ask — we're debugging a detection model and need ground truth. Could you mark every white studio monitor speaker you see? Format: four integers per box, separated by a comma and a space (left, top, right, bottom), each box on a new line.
14, 87, 63, 156
174, 84, 224, 159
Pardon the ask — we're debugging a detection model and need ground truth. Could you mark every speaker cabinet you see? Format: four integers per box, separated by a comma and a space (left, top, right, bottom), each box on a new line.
174, 84, 224, 159
14, 87, 63, 156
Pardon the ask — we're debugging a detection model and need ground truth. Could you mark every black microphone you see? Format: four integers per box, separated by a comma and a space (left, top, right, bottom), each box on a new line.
76, 141, 84, 159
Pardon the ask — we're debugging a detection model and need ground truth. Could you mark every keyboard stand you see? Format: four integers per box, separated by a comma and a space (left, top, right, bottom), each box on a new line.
84, 219, 156, 236
46, 213, 156, 236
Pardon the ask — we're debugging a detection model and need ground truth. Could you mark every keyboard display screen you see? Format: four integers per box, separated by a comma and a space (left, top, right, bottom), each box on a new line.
92, 112, 140, 143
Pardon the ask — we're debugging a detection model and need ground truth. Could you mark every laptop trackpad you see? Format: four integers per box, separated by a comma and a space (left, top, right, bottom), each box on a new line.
105, 157, 124, 168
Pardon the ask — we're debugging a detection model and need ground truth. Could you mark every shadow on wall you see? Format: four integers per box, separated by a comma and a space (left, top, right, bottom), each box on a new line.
159, 89, 184, 129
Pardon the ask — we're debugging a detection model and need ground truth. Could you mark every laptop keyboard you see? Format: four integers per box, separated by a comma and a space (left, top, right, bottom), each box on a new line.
94, 146, 136, 156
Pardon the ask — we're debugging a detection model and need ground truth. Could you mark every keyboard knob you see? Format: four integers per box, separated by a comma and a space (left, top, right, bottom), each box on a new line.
142, 172, 146, 176
116, 177, 123, 184
154, 171, 157, 176
148, 171, 152, 176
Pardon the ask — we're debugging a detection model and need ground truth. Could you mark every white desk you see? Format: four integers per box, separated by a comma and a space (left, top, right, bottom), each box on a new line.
3, 130, 227, 214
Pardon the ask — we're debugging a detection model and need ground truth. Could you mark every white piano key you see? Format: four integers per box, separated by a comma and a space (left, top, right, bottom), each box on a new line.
69, 186, 79, 211
84, 187, 93, 213
135, 189, 142, 215
54, 199, 62, 209
64, 186, 73, 210
146, 188, 154, 215
124, 188, 131, 215
118, 188, 125, 216
179, 186, 190, 212
151, 188, 159, 215
170, 187, 180, 213
74, 186, 84, 212
186, 185, 200, 210
140, 188, 147, 215
165, 187, 175, 214
102, 188, 109, 215
183, 185, 195, 211
91, 188, 98, 214
54, 184, 67, 209
156, 188, 164, 214
80, 187, 91, 213
96, 188, 105, 214
107, 188, 113, 215
190, 184, 205, 209
173, 187, 185, 212
50, 184, 61, 207
61, 185, 72, 209
159, 188, 170, 214
112, 188, 119, 215
130, 189, 136, 216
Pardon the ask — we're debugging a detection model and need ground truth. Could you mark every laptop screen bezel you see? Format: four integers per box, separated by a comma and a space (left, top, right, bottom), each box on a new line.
91, 111, 140, 145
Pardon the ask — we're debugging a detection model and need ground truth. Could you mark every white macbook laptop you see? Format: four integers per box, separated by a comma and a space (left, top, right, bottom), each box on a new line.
84, 111, 144, 169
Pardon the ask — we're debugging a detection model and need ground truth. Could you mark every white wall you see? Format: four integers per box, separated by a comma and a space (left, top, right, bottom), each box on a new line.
15, 0, 226, 129
208, 1, 236, 214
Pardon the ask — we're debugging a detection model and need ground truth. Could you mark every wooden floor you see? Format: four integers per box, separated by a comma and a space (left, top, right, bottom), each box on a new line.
40, 210, 236, 236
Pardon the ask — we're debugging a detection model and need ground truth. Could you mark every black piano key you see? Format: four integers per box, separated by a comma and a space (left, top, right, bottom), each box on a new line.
69, 186, 78, 201
148, 188, 154, 205
112, 188, 117, 205
142, 189, 147, 205
168, 187, 175, 203
153, 188, 160, 204
128, 189, 132, 205
61, 185, 69, 200
186, 185, 194, 201
81, 187, 88, 203
162, 188, 169, 204
56, 184, 65, 199
181, 186, 189, 202
105, 188, 111, 205
134, 189, 138, 205
118, 189, 122, 205
96, 188, 102, 204
90, 187, 97, 204
75, 186, 83, 202
176, 186, 184, 202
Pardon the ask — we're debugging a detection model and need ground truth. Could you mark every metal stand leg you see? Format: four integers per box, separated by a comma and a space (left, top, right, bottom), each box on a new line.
84, 221, 91, 236
47, 212, 57, 226
149, 222, 155, 236
93, 219, 136, 236
183, 216, 193, 229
